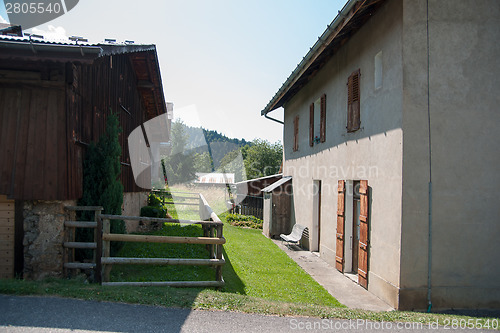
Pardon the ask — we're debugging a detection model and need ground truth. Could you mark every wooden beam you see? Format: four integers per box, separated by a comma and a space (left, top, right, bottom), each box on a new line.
64, 221, 97, 228
102, 280, 225, 287
63, 242, 97, 249
65, 206, 103, 211
101, 257, 225, 265
98, 214, 223, 226
102, 233, 226, 245
64, 262, 96, 269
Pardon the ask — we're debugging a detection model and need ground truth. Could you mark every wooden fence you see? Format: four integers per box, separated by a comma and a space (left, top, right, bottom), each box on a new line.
63, 193, 225, 287
63, 206, 103, 276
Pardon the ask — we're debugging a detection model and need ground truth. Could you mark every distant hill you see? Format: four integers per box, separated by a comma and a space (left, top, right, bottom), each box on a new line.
184, 125, 250, 150
181, 124, 250, 171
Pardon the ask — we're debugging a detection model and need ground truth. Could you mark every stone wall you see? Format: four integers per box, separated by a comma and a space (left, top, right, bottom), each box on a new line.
22, 200, 76, 280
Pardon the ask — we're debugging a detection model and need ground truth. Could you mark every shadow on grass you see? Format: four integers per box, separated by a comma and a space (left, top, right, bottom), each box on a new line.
220, 247, 246, 295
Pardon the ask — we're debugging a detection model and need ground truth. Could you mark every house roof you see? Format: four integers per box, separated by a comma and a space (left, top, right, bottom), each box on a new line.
261, 0, 387, 116
0, 35, 167, 118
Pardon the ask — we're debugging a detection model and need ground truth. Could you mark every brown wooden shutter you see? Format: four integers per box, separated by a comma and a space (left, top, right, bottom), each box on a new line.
358, 179, 369, 289
320, 94, 326, 143
335, 180, 345, 272
347, 69, 361, 132
309, 103, 314, 147
293, 115, 299, 152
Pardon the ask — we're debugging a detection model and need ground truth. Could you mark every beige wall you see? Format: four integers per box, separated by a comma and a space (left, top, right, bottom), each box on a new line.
401, 0, 500, 310
283, 0, 404, 308
122, 192, 148, 232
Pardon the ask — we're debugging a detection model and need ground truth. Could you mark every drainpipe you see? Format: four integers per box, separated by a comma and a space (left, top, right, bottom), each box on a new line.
426, 0, 433, 313
264, 112, 284, 125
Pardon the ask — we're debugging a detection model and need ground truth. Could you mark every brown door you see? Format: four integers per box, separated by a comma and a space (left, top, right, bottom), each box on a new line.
335, 180, 345, 272
358, 180, 369, 289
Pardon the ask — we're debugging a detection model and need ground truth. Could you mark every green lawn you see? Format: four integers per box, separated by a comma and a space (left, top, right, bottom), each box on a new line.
219, 212, 341, 306
110, 213, 340, 307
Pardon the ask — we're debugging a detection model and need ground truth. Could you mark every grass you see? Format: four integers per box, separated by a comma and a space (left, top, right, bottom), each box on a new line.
1, 190, 499, 328
111, 213, 340, 307
1, 278, 499, 329
111, 223, 214, 283
219, 212, 340, 306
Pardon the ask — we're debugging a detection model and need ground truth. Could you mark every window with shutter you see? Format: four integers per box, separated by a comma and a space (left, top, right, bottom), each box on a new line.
293, 115, 299, 152
309, 103, 314, 147
320, 94, 326, 142
347, 69, 361, 132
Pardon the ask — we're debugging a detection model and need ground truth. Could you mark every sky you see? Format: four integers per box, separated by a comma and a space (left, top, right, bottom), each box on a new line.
0, 0, 346, 143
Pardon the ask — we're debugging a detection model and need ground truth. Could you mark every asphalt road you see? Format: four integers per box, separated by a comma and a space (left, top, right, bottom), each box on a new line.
0, 295, 492, 332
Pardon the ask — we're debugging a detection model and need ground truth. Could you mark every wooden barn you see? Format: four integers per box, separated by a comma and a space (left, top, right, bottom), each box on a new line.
0, 33, 169, 279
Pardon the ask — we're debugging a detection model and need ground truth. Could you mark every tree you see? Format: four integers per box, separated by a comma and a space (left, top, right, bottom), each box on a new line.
162, 119, 196, 185
78, 111, 124, 258
194, 151, 213, 173
244, 139, 283, 180
218, 148, 246, 182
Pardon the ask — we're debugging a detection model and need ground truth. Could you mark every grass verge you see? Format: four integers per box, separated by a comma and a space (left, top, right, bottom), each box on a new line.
1, 278, 498, 329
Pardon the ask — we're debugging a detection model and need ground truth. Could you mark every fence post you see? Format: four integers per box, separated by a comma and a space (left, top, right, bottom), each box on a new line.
210, 225, 215, 259
95, 214, 103, 284
216, 224, 223, 284
102, 218, 111, 283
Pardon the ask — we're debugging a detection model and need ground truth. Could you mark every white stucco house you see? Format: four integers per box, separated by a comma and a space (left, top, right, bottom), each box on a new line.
261, 0, 500, 311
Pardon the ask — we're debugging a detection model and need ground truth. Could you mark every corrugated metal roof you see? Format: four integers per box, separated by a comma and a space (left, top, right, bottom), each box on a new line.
0, 33, 155, 55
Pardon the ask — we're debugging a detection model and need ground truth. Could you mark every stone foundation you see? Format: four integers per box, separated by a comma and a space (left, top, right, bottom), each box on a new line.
22, 200, 76, 280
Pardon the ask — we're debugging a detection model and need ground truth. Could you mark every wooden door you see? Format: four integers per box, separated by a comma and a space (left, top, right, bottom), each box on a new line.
335, 180, 345, 272
0, 195, 15, 279
358, 180, 369, 289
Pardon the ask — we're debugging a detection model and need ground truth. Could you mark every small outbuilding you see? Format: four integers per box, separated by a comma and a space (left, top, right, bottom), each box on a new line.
261, 177, 292, 239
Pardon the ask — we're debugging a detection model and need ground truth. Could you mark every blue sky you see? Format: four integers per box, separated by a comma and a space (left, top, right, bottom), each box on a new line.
0, 0, 346, 143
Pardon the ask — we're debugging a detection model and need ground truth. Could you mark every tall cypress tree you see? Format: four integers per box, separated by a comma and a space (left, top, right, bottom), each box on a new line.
78, 111, 124, 258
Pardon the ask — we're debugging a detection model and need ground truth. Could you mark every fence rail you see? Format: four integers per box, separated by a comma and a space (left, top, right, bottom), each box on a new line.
95, 192, 224, 287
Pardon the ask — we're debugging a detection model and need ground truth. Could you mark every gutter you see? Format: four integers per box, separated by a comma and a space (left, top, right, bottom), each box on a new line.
0, 39, 102, 60
261, 0, 359, 118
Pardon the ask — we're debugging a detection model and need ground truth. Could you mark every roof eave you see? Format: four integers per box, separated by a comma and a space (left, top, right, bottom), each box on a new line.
261, 0, 386, 116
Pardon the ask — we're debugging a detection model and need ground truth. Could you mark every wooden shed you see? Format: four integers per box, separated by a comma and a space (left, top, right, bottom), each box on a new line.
0, 33, 168, 278
261, 177, 293, 239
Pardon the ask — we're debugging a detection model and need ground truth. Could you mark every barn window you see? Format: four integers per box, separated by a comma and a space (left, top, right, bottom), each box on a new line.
293, 115, 299, 152
347, 69, 361, 132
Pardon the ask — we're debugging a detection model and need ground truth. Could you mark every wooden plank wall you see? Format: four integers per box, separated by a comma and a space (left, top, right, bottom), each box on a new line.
0, 65, 68, 200
0, 194, 15, 279
68, 53, 151, 194
0, 52, 159, 201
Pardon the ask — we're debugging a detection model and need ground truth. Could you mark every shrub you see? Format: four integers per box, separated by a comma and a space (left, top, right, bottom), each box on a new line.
140, 205, 166, 218
77, 111, 124, 258
225, 213, 263, 229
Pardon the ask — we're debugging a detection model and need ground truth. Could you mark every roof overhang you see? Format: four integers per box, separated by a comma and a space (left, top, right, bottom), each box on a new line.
0, 38, 102, 63
261, 0, 387, 116
0, 38, 167, 118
